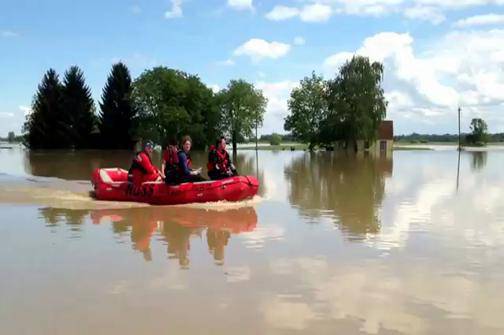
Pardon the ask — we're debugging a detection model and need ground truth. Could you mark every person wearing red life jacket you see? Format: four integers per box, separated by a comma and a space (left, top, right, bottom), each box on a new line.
128, 140, 161, 185
207, 136, 237, 180
176, 135, 205, 183
161, 137, 180, 185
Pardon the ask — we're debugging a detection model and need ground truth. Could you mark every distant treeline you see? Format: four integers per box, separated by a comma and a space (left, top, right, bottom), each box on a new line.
395, 132, 504, 143
259, 133, 295, 142
0, 131, 23, 143
24, 63, 266, 153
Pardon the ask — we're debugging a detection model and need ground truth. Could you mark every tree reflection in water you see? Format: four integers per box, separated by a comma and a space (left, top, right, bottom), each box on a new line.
39, 207, 88, 231
284, 151, 392, 239
470, 151, 487, 171
38, 206, 257, 268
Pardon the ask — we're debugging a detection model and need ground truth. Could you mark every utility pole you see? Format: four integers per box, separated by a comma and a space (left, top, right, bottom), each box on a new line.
458, 106, 461, 151
255, 113, 258, 151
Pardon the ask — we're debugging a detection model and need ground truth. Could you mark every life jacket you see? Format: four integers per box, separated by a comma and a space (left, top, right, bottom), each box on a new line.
128, 151, 158, 184
175, 150, 192, 177
163, 145, 179, 170
128, 151, 150, 176
207, 146, 230, 173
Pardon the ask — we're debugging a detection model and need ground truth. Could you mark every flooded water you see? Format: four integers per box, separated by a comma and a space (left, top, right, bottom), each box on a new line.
1, 145, 504, 334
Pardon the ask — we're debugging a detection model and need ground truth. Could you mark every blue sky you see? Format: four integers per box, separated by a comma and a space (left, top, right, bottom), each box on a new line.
1, 0, 504, 137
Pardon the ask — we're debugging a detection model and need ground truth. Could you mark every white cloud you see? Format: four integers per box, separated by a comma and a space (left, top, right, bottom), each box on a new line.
209, 84, 221, 93
299, 3, 332, 22
19, 105, 32, 116
0, 112, 14, 118
404, 6, 446, 24
216, 58, 235, 66
413, 0, 504, 10
164, 0, 183, 19
323, 51, 354, 72
266, 0, 504, 25
334, 0, 403, 16
1, 30, 19, 38
234, 38, 291, 62
227, 0, 254, 11
256, 80, 298, 134
294, 36, 306, 45
265, 3, 332, 22
455, 13, 504, 28
323, 29, 504, 130
265, 5, 300, 20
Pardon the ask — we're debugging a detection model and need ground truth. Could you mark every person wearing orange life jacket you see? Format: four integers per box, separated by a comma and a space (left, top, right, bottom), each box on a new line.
128, 140, 161, 185
161, 137, 180, 185
207, 136, 237, 180
176, 135, 206, 183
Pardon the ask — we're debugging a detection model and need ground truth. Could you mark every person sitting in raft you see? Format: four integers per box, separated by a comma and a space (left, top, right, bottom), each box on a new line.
177, 135, 205, 183
161, 137, 180, 185
128, 140, 162, 185
207, 136, 237, 180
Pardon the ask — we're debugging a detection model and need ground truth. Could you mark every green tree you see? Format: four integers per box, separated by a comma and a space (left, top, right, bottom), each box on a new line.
24, 69, 66, 149
7, 131, 15, 142
99, 63, 136, 149
466, 118, 489, 145
217, 79, 267, 156
284, 72, 328, 150
270, 133, 282, 146
326, 56, 387, 150
61, 66, 96, 148
132, 67, 218, 148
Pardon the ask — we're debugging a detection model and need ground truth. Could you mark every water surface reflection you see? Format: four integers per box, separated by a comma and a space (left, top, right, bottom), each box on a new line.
284, 152, 392, 238
39, 206, 258, 267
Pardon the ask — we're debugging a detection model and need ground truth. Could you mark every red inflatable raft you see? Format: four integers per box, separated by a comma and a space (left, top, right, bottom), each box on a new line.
91, 168, 259, 205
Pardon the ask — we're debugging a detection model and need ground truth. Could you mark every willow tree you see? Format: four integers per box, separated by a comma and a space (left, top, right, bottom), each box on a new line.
217, 79, 267, 156
326, 56, 387, 150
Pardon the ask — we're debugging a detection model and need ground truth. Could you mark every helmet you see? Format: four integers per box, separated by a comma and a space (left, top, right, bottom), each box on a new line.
143, 140, 154, 150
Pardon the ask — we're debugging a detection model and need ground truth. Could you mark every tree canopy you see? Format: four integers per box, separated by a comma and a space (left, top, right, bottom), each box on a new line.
217, 79, 267, 155
325, 56, 387, 147
284, 72, 328, 150
24, 69, 66, 149
284, 56, 388, 150
467, 118, 489, 145
61, 66, 96, 148
99, 63, 136, 149
132, 66, 219, 148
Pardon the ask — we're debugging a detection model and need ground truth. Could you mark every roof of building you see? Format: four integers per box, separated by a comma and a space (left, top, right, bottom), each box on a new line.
378, 120, 394, 140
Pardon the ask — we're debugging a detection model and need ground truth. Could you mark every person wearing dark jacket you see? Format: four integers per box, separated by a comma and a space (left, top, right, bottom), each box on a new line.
177, 135, 205, 183
162, 137, 180, 185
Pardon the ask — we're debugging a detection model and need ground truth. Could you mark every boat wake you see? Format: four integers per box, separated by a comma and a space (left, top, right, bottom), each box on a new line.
0, 174, 262, 210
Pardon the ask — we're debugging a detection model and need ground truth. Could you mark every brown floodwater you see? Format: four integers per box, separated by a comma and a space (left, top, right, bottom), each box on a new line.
1, 145, 504, 334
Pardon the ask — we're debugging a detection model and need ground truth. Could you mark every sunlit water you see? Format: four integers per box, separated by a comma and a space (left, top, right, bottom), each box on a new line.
1, 144, 504, 334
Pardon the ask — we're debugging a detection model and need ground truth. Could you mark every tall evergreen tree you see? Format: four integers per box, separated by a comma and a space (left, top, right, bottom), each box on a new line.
99, 63, 136, 149
61, 66, 96, 148
24, 69, 66, 149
